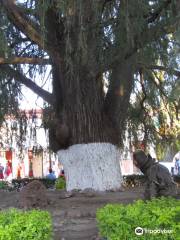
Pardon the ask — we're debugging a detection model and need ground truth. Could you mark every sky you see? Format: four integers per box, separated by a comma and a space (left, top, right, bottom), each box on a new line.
20, 86, 45, 109
19, 66, 52, 110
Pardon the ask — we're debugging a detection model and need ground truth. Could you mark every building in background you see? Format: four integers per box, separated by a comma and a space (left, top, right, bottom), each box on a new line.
0, 109, 59, 180
1, 108, 170, 178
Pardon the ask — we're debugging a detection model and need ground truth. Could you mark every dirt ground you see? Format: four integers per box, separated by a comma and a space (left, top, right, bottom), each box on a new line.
0, 187, 144, 240
0, 186, 179, 240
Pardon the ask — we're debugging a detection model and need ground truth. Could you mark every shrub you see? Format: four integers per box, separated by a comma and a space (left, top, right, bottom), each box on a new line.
0, 208, 52, 240
0, 181, 14, 192
122, 174, 180, 188
123, 175, 145, 188
55, 176, 66, 190
0, 181, 9, 190
173, 175, 180, 184
12, 178, 56, 190
96, 197, 180, 240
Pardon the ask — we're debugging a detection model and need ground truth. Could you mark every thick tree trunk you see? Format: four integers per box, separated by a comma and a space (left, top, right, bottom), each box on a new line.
50, 61, 119, 147
58, 143, 122, 191
53, 65, 124, 191
45, 2, 131, 191
48, 50, 132, 191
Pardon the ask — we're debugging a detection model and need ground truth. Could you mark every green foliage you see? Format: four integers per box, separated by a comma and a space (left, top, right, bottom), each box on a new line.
123, 175, 145, 188
0, 74, 20, 125
0, 181, 15, 192
10, 175, 180, 191
11, 178, 56, 190
0, 0, 179, 150
0, 208, 52, 240
55, 176, 66, 190
156, 138, 180, 160
122, 175, 180, 188
96, 197, 180, 240
0, 181, 9, 190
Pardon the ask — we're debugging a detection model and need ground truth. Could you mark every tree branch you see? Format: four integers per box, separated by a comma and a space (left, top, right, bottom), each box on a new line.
103, 22, 178, 73
149, 65, 180, 78
138, 63, 180, 78
9, 37, 29, 48
124, 1, 179, 61
139, 70, 147, 110
146, 0, 172, 23
0, 0, 46, 49
0, 65, 54, 105
0, 57, 50, 65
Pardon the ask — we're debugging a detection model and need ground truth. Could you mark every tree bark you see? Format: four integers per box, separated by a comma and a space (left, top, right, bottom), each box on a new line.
50, 60, 119, 149
49, 56, 126, 190
44, 2, 131, 191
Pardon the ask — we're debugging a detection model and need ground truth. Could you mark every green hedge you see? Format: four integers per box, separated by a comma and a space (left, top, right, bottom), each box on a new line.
96, 197, 180, 240
123, 175, 180, 188
0, 181, 9, 190
3, 175, 180, 191
12, 178, 56, 190
0, 208, 52, 240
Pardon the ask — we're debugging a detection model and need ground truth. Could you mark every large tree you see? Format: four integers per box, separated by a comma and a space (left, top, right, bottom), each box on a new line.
0, 0, 179, 190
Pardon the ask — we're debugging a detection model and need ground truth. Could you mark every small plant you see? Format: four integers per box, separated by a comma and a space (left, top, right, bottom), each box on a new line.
0, 181, 8, 189
55, 176, 66, 190
0, 181, 14, 191
96, 197, 180, 240
0, 208, 52, 240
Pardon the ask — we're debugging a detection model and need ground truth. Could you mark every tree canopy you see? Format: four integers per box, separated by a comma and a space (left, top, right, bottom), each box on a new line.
0, 0, 179, 151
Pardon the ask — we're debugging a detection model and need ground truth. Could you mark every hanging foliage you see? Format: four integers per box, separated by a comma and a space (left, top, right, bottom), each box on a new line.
0, 0, 179, 151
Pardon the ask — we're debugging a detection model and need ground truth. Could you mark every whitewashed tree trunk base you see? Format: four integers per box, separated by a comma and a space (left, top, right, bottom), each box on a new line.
57, 143, 122, 191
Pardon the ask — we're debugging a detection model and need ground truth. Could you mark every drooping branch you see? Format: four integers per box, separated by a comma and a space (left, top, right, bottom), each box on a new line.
0, 57, 50, 65
138, 63, 180, 78
125, 27, 175, 61
147, 65, 180, 78
139, 70, 147, 111
0, 65, 54, 105
125, 1, 179, 61
146, 69, 179, 122
103, 25, 179, 73
146, 0, 172, 23
136, 70, 178, 127
0, 0, 46, 49
151, 70, 173, 99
